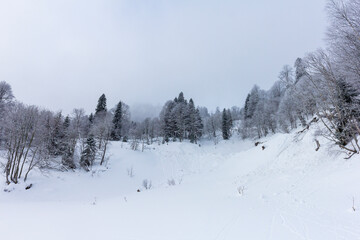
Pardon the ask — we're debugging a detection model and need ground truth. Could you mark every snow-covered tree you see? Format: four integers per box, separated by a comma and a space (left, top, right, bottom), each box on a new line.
80, 135, 97, 171
95, 94, 107, 118
111, 101, 123, 141
222, 109, 231, 140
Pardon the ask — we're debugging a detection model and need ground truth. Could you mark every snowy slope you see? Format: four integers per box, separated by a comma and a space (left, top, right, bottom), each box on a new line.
1, 126, 360, 240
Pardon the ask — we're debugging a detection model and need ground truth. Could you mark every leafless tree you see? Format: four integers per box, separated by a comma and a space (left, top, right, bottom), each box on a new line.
91, 112, 112, 165
2, 104, 48, 184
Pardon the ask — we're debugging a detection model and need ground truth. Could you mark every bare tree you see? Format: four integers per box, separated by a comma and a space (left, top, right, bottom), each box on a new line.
91, 112, 113, 165
2, 104, 45, 184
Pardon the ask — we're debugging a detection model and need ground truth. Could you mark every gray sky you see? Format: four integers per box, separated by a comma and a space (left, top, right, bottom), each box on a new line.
0, 0, 327, 117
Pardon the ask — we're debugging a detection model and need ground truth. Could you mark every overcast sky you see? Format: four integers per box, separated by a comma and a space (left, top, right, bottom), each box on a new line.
0, 0, 327, 117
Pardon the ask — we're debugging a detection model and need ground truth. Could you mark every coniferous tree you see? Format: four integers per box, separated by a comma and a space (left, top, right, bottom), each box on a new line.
80, 135, 97, 171
63, 116, 70, 129
89, 113, 94, 124
160, 93, 203, 143
174, 92, 187, 141
222, 109, 230, 140
178, 92, 185, 103
162, 100, 176, 142
227, 109, 233, 131
95, 94, 107, 117
50, 112, 64, 156
244, 94, 251, 119
61, 115, 76, 169
111, 101, 123, 141
62, 144, 76, 169
187, 99, 197, 143
194, 108, 204, 142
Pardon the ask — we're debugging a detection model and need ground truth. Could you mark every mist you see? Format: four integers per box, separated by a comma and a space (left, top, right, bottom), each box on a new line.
0, 0, 327, 115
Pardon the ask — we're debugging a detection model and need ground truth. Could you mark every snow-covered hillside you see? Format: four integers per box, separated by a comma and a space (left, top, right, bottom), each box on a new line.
1, 126, 360, 240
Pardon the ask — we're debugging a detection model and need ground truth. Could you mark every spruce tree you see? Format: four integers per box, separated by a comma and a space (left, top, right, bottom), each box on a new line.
63, 115, 70, 129
187, 99, 197, 143
186, 99, 203, 143
95, 94, 107, 117
111, 101, 123, 141
163, 100, 176, 142
80, 136, 97, 171
178, 92, 185, 103
226, 109, 233, 136
161, 93, 203, 143
194, 108, 203, 142
244, 94, 251, 119
174, 93, 187, 141
50, 112, 64, 155
61, 115, 76, 169
222, 109, 230, 140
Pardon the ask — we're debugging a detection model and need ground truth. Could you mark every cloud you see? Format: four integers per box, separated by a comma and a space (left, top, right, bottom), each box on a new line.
0, 0, 327, 115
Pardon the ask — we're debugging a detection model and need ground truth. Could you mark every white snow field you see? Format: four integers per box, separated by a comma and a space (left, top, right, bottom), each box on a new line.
1, 127, 360, 240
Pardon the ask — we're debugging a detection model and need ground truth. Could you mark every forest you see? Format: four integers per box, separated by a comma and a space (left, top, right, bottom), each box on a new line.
1, 0, 360, 184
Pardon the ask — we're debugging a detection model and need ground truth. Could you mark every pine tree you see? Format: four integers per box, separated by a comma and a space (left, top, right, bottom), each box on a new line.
111, 101, 123, 141
95, 94, 107, 117
80, 136, 97, 171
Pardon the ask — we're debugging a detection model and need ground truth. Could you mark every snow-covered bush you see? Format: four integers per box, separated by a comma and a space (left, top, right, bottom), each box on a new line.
237, 186, 245, 196
167, 179, 176, 186
142, 179, 152, 190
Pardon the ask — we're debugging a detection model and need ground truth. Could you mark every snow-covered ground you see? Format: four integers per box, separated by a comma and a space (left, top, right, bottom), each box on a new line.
1, 126, 360, 240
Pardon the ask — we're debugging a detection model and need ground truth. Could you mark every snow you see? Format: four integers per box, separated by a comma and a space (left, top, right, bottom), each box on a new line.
1, 126, 360, 240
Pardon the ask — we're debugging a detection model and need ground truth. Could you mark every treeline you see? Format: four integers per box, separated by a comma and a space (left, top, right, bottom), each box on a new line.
0, 88, 133, 184
130, 93, 240, 145
0, 87, 208, 184
1, 0, 360, 184
237, 0, 360, 157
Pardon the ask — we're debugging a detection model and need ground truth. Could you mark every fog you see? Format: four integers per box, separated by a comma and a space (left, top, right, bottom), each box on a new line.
0, 0, 327, 116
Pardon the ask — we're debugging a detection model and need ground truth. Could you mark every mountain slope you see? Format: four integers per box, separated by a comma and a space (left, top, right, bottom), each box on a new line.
1, 126, 360, 240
